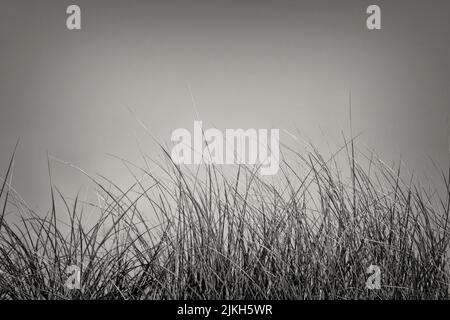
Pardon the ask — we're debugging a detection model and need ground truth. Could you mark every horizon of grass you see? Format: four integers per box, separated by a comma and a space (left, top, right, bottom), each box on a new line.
0, 136, 449, 300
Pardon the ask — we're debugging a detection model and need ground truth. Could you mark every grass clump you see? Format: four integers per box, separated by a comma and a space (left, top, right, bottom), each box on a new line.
0, 138, 449, 299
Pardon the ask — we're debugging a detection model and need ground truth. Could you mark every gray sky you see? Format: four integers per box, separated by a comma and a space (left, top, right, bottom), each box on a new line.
1, 0, 450, 211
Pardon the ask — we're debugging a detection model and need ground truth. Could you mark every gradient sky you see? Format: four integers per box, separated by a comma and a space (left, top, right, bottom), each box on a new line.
1, 0, 450, 211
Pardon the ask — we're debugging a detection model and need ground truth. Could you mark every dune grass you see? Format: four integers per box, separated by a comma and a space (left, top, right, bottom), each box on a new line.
0, 137, 449, 300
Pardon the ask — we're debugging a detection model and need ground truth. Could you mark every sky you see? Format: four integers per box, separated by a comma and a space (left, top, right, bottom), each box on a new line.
0, 0, 450, 211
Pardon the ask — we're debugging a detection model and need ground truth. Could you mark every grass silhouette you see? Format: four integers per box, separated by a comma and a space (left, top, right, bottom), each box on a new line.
0, 136, 449, 300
